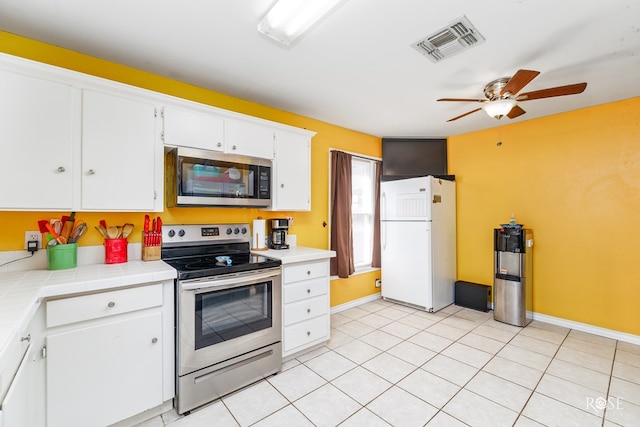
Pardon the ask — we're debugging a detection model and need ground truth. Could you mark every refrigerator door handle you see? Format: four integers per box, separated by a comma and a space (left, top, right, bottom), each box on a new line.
381, 191, 386, 219
381, 221, 386, 250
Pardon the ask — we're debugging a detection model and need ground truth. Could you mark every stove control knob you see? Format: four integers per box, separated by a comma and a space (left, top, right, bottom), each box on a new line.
226, 227, 233, 235
178, 229, 186, 237
241, 227, 247, 234
168, 229, 175, 238
233, 227, 240, 235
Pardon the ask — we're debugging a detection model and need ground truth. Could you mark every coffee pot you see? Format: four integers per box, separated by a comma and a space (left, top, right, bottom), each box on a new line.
268, 218, 290, 249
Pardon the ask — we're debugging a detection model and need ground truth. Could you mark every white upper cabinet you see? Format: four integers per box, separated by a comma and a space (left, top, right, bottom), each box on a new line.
226, 119, 275, 159
0, 69, 75, 210
269, 130, 313, 211
162, 106, 224, 151
0, 53, 164, 212
0, 52, 315, 212
81, 90, 158, 211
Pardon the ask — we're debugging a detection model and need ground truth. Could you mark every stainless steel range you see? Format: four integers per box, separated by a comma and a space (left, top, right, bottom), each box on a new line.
161, 223, 282, 415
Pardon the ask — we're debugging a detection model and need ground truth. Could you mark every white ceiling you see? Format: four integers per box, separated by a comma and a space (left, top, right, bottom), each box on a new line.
1, 0, 639, 138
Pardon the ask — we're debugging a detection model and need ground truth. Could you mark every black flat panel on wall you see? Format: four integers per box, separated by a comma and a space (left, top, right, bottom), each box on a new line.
382, 138, 448, 181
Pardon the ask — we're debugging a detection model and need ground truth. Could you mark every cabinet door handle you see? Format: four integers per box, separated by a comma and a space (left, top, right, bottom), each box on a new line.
306, 331, 311, 336
306, 288, 311, 294
107, 301, 115, 308
151, 337, 158, 344
57, 166, 66, 173
87, 169, 96, 175
217, 142, 222, 147
232, 145, 237, 150
280, 183, 285, 188
307, 270, 311, 275
21, 334, 31, 343
307, 308, 311, 313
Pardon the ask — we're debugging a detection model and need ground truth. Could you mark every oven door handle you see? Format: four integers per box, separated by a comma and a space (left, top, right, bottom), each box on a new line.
181, 269, 281, 291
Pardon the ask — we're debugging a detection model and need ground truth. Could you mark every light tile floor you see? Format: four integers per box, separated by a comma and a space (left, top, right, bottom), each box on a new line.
140, 300, 640, 427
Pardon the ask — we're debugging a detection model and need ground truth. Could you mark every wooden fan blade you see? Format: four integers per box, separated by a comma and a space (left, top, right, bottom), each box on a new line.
437, 98, 486, 103
447, 108, 482, 122
517, 82, 587, 101
500, 69, 540, 96
507, 105, 526, 119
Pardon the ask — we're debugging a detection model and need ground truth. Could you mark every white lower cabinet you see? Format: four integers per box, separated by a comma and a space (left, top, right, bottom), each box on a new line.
0, 306, 46, 427
281, 259, 330, 357
45, 283, 172, 427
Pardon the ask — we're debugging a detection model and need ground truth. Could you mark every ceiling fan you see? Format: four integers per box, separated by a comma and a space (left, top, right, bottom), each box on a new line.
437, 69, 587, 122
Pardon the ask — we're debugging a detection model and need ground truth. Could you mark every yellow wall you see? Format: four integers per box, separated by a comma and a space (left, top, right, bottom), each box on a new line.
5, 31, 638, 332
449, 97, 640, 335
0, 31, 382, 306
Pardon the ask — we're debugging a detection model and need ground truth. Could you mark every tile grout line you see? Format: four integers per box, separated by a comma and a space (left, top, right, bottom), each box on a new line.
162, 303, 630, 426
601, 341, 619, 427
423, 313, 527, 425
512, 324, 571, 425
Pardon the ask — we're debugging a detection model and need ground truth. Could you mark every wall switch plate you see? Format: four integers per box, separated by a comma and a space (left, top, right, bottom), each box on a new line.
25, 231, 42, 250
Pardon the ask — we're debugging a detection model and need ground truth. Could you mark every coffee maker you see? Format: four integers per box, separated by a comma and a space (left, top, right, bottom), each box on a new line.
268, 218, 289, 249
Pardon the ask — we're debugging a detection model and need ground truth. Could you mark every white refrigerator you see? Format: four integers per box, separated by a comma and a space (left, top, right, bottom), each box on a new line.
380, 176, 456, 312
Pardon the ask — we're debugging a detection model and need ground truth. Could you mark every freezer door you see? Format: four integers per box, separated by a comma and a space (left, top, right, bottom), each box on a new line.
381, 221, 433, 309
381, 177, 431, 221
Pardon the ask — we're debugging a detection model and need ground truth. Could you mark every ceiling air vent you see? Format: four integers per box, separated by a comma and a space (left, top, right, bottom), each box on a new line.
412, 16, 485, 63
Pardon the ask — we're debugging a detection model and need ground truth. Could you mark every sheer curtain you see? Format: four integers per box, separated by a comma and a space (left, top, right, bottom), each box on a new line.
371, 160, 382, 268
329, 151, 354, 278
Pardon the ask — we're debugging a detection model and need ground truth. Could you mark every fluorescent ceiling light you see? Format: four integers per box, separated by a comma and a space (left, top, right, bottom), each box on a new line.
258, 0, 346, 47
482, 98, 516, 119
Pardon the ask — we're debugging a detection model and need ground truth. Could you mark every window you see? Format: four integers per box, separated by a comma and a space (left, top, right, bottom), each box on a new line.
329, 150, 381, 278
351, 157, 377, 269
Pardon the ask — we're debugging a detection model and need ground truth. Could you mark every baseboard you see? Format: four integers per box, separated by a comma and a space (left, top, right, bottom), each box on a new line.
330, 293, 640, 346
330, 292, 381, 314
532, 312, 640, 346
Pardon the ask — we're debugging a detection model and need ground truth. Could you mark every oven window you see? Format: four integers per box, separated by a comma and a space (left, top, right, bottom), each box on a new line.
194, 281, 272, 350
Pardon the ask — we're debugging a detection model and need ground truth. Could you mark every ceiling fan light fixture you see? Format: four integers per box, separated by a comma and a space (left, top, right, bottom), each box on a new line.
482, 98, 517, 119
258, 0, 346, 47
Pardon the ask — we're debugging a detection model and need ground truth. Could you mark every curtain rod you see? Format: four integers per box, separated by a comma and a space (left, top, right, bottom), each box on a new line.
329, 148, 381, 162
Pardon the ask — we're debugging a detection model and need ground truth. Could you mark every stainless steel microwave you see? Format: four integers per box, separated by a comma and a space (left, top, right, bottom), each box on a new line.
166, 147, 271, 207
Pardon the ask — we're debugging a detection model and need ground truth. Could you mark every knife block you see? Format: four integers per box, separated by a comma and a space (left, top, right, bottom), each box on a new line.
142, 231, 161, 261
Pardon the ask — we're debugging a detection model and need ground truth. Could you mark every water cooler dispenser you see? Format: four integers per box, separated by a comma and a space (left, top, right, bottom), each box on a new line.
494, 227, 533, 326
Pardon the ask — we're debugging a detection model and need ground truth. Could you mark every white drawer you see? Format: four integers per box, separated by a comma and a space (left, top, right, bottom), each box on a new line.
282, 260, 329, 284
46, 284, 163, 328
283, 294, 328, 327
283, 316, 329, 353
283, 278, 327, 304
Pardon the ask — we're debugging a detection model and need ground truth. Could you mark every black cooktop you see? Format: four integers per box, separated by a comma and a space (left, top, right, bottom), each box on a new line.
164, 253, 281, 280
162, 242, 281, 281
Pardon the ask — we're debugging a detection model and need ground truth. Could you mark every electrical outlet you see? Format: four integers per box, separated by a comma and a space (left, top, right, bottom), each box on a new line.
25, 231, 42, 250
375, 279, 382, 288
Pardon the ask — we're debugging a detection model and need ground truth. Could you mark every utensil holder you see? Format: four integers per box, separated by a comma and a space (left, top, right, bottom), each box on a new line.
105, 238, 128, 264
48, 243, 78, 270
142, 231, 161, 261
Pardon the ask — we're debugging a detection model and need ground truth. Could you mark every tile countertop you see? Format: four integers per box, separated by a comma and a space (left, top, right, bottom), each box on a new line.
0, 260, 177, 373
251, 246, 336, 264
